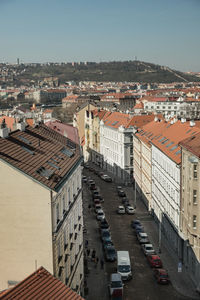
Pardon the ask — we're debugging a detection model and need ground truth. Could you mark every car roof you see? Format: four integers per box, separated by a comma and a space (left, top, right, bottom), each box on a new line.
157, 269, 168, 274
139, 232, 148, 237
150, 255, 160, 259
111, 273, 122, 281
119, 205, 124, 209
145, 244, 153, 247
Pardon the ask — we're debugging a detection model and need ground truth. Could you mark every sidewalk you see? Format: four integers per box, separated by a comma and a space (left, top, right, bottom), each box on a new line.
124, 185, 200, 300
82, 179, 109, 300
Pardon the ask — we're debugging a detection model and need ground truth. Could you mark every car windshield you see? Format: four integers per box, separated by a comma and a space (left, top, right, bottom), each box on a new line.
118, 265, 130, 273
111, 281, 122, 288
102, 231, 110, 237
154, 259, 161, 263
146, 246, 153, 250
108, 248, 115, 255
160, 274, 168, 278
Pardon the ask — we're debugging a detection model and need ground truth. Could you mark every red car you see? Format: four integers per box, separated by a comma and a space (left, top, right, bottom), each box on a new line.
147, 255, 163, 268
153, 268, 169, 284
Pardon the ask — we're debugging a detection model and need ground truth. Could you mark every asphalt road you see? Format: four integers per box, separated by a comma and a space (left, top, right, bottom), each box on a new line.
83, 167, 192, 300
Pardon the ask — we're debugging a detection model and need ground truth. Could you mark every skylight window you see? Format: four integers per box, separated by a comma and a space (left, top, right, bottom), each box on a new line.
67, 139, 76, 149
21, 146, 34, 155
166, 142, 174, 148
175, 150, 181, 155
112, 121, 119, 126
186, 129, 192, 134
18, 136, 32, 144
162, 139, 169, 144
170, 145, 178, 151
47, 161, 60, 170
159, 137, 165, 142
36, 167, 54, 179
61, 147, 74, 158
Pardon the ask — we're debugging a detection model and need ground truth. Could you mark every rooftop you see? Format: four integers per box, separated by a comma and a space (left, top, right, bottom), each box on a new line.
0, 266, 84, 300
0, 124, 81, 191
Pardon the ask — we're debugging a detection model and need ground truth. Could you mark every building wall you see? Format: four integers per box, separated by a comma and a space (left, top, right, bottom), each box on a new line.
180, 148, 200, 288
51, 163, 84, 294
0, 160, 53, 290
152, 145, 181, 254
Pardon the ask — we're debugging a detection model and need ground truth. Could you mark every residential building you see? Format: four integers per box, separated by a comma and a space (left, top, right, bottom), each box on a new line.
0, 266, 84, 299
84, 109, 110, 163
133, 116, 166, 210
100, 112, 156, 183
179, 133, 200, 287
73, 102, 96, 148
150, 120, 200, 259
0, 122, 83, 293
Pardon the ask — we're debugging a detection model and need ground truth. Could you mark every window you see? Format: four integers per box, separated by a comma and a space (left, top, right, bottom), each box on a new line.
193, 190, 197, 205
193, 215, 197, 229
56, 204, 60, 223
193, 165, 198, 179
62, 195, 65, 212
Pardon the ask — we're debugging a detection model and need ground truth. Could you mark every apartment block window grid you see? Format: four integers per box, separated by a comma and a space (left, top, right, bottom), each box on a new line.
193, 165, 198, 179
193, 190, 197, 205
193, 215, 197, 229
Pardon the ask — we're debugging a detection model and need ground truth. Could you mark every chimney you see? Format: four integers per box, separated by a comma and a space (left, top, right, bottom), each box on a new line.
0, 119, 9, 138
154, 116, 158, 122
181, 118, 186, 123
16, 119, 26, 131
190, 120, 195, 127
170, 119, 174, 125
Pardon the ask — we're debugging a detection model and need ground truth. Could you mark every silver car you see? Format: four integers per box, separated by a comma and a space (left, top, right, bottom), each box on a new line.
142, 243, 156, 256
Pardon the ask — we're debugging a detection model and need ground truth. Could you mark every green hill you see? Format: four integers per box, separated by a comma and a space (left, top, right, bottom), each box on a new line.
17, 60, 200, 83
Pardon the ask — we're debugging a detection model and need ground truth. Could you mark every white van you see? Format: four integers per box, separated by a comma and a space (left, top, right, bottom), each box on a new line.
117, 251, 132, 280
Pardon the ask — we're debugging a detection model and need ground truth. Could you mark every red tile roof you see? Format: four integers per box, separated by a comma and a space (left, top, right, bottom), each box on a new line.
0, 124, 81, 191
136, 119, 200, 164
45, 120, 80, 144
0, 116, 15, 131
0, 266, 84, 300
179, 132, 200, 158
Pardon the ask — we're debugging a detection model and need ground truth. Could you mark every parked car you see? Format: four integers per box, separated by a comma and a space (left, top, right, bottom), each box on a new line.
96, 209, 105, 221
102, 240, 113, 250
105, 246, 117, 262
92, 190, 99, 199
90, 182, 96, 190
87, 179, 94, 186
93, 198, 100, 206
108, 273, 123, 299
101, 174, 112, 182
118, 190, 126, 197
117, 206, 126, 214
153, 268, 169, 284
89, 166, 95, 172
117, 186, 122, 191
93, 195, 104, 202
100, 219, 109, 230
131, 219, 141, 228
101, 229, 111, 242
126, 206, 135, 214
142, 244, 156, 256
95, 204, 102, 213
122, 197, 128, 204
82, 176, 87, 183
147, 254, 163, 268
98, 171, 104, 178
137, 232, 149, 244
135, 224, 144, 234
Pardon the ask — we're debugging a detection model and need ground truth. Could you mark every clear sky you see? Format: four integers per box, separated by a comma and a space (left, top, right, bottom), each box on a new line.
0, 0, 199, 71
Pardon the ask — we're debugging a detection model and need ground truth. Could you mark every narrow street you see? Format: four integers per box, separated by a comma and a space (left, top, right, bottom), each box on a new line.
83, 166, 197, 300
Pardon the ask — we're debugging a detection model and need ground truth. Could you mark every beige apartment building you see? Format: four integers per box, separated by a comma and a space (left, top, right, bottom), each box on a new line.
133, 117, 166, 210
84, 109, 110, 163
0, 121, 83, 294
73, 102, 96, 148
180, 133, 200, 286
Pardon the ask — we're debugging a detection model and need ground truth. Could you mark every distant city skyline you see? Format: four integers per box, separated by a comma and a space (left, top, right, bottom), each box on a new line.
0, 0, 200, 72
